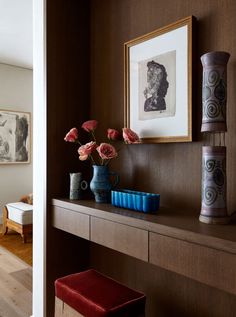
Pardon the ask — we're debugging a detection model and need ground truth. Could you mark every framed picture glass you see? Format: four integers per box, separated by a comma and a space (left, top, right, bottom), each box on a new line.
0, 109, 31, 164
124, 16, 193, 143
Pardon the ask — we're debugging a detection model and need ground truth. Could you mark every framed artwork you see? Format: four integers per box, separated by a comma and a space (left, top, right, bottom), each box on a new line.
124, 16, 193, 143
0, 109, 31, 164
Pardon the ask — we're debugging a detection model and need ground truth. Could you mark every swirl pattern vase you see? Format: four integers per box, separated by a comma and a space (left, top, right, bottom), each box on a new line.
201, 51, 230, 132
90, 165, 119, 203
200, 146, 228, 224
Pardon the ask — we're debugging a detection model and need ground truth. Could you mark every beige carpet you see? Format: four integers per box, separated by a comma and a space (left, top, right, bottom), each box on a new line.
0, 225, 32, 266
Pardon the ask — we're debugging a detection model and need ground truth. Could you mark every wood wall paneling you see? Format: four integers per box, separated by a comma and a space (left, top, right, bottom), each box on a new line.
46, 0, 236, 316
90, 0, 236, 215
89, 1, 236, 316
47, 1, 91, 316
47, 0, 91, 198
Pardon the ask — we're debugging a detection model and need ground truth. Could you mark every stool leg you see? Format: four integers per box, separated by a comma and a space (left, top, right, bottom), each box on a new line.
55, 297, 63, 317
55, 297, 84, 317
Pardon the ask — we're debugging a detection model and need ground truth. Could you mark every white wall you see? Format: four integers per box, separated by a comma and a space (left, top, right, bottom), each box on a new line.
0, 63, 33, 222
33, 0, 47, 314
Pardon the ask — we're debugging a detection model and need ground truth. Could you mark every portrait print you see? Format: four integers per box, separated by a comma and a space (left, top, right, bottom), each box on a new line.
0, 110, 30, 164
124, 16, 193, 143
138, 50, 176, 121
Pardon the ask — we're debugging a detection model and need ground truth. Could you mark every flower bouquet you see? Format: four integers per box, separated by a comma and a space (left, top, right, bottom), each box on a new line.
64, 120, 140, 202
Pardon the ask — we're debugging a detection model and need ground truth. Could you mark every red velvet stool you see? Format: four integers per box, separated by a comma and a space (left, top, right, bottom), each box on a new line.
55, 269, 146, 317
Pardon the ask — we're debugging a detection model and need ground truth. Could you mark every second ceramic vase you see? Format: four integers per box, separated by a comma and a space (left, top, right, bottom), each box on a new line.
200, 146, 228, 224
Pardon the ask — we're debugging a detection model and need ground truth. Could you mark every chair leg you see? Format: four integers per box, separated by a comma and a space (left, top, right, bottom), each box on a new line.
21, 234, 27, 243
2, 207, 8, 235
2, 224, 8, 235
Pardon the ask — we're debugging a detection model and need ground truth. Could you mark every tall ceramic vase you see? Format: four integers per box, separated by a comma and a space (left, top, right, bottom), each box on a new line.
201, 51, 230, 133
200, 146, 228, 224
90, 165, 119, 203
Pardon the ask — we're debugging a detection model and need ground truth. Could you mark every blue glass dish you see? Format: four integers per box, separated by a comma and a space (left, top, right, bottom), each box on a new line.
111, 189, 160, 213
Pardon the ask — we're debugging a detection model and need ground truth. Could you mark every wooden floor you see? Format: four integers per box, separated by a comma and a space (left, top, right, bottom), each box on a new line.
0, 246, 32, 317
0, 225, 32, 266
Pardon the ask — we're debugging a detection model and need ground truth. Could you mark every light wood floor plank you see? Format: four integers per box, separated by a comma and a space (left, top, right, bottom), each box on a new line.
0, 247, 28, 273
10, 268, 32, 292
0, 297, 23, 317
0, 246, 32, 317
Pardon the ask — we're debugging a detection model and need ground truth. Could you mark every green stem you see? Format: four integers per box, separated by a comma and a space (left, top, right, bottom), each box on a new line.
89, 154, 96, 165
105, 159, 110, 166
91, 131, 96, 143
76, 140, 82, 146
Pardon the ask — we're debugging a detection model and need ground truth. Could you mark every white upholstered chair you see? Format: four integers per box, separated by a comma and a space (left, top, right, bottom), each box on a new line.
2, 201, 33, 243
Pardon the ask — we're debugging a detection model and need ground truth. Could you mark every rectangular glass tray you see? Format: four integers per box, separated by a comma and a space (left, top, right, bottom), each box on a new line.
111, 189, 160, 213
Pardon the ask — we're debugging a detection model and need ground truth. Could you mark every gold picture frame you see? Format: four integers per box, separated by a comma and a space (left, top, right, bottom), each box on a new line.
0, 109, 31, 164
124, 16, 193, 143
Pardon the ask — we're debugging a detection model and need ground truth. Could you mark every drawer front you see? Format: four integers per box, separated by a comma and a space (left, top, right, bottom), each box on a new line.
149, 232, 236, 295
52, 206, 90, 240
91, 217, 148, 262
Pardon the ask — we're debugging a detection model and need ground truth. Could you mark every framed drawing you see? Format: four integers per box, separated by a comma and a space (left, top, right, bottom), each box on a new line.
124, 16, 193, 143
0, 109, 31, 164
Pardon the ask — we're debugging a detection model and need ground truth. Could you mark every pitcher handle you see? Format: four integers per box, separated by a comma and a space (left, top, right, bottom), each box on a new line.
109, 172, 119, 189
80, 180, 88, 191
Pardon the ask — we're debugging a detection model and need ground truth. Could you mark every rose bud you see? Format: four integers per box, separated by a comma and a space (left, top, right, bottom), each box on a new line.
82, 120, 98, 132
64, 128, 78, 142
122, 128, 141, 144
107, 128, 120, 141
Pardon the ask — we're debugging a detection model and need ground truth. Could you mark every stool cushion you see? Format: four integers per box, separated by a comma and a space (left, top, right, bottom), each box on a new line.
6, 202, 33, 225
55, 269, 146, 317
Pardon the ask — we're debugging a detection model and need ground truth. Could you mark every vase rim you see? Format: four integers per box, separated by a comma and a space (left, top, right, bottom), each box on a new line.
92, 164, 108, 167
201, 51, 230, 66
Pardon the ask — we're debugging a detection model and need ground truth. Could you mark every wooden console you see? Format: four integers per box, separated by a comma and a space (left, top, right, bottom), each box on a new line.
51, 198, 236, 297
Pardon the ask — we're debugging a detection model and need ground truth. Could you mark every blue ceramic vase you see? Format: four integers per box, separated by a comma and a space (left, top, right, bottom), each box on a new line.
90, 165, 119, 203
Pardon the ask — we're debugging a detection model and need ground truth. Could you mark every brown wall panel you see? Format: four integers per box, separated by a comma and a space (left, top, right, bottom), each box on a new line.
47, 0, 91, 198
46, 1, 91, 316
46, 1, 236, 316
90, 0, 236, 215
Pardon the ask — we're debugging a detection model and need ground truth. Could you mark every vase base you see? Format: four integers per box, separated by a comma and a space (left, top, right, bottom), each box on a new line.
95, 199, 110, 203
199, 214, 230, 225
94, 193, 110, 204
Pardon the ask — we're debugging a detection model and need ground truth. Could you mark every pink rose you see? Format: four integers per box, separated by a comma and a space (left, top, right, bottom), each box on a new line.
107, 128, 120, 140
64, 128, 78, 142
82, 120, 98, 132
122, 128, 141, 144
78, 141, 97, 161
97, 143, 117, 160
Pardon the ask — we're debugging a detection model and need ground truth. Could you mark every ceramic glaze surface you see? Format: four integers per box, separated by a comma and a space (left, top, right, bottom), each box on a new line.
201, 51, 230, 132
90, 165, 119, 203
200, 146, 227, 218
111, 189, 160, 213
